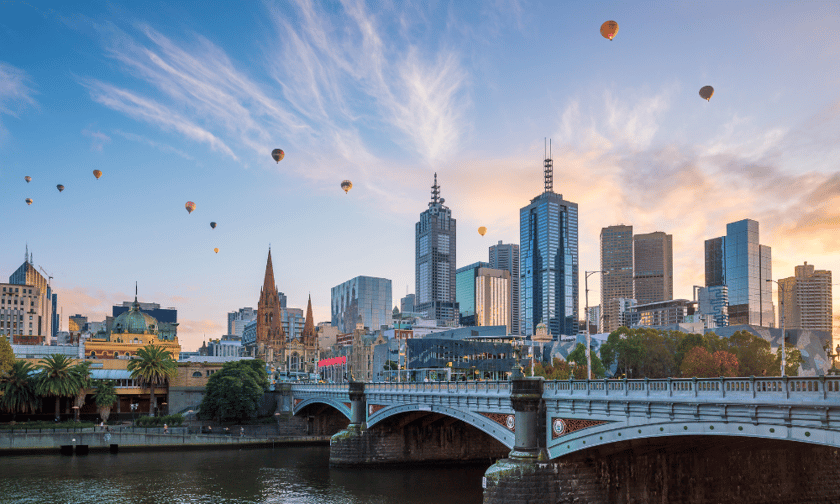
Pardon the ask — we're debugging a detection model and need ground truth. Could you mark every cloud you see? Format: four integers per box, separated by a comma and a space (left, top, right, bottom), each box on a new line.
111, 129, 194, 160
0, 61, 36, 135
82, 128, 111, 151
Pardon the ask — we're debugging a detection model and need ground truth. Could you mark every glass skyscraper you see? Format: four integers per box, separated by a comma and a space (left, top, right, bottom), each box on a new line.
489, 241, 521, 335
520, 154, 579, 337
704, 219, 774, 326
415, 174, 458, 324
331, 276, 393, 333
456, 261, 490, 325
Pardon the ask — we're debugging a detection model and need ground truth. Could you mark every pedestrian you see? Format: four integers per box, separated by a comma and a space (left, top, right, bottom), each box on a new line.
100, 421, 104, 432
240, 426, 244, 438
163, 423, 168, 434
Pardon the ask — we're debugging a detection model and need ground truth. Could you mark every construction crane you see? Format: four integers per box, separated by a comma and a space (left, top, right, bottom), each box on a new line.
38, 265, 53, 287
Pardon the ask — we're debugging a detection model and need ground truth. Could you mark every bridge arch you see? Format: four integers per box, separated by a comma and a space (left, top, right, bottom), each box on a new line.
368, 403, 515, 448
293, 397, 351, 420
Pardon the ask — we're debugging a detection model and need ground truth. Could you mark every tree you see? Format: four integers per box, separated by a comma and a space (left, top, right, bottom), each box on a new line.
93, 380, 118, 423
37, 354, 83, 421
776, 343, 803, 377
599, 327, 646, 378
199, 360, 268, 422
680, 347, 717, 378
0, 336, 14, 376
127, 344, 178, 416
725, 331, 777, 376
526, 358, 572, 380
383, 360, 398, 371
713, 351, 740, 377
567, 343, 606, 379
0, 360, 39, 420
72, 362, 92, 422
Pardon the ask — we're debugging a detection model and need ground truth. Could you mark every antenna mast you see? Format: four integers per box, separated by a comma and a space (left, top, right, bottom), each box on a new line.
544, 138, 553, 193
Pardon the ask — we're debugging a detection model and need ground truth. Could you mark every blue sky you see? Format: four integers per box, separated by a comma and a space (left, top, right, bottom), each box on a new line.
1, 1, 838, 351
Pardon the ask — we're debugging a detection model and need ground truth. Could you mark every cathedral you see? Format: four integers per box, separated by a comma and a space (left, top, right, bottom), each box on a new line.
255, 248, 319, 374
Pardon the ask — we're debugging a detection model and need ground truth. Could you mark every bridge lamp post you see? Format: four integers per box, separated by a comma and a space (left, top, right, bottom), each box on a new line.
585, 270, 608, 380
766, 279, 787, 376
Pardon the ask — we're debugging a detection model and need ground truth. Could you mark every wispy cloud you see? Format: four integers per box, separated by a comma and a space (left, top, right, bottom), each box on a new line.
0, 61, 36, 136
111, 129, 194, 160
82, 128, 111, 151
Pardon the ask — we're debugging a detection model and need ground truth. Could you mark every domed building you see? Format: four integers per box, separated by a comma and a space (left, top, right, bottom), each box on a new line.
85, 296, 181, 360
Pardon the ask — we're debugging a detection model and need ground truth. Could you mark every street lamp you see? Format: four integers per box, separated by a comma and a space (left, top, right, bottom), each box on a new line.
585, 270, 608, 380
766, 279, 787, 376
130, 403, 138, 424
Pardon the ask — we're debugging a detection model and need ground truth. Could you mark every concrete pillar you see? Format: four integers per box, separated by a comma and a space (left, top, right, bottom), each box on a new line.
348, 381, 366, 430
277, 384, 292, 413
508, 377, 544, 461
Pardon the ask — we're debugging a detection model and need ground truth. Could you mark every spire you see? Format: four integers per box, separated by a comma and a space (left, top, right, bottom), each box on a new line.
302, 294, 315, 339
431, 173, 440, 205
544, 138, 553, 193
263, 249, 276, 295
25, 244, 28, 264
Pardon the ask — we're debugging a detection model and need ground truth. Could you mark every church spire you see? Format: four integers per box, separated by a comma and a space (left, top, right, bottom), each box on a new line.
302, 294, 315, 340
262, 248, 276, 295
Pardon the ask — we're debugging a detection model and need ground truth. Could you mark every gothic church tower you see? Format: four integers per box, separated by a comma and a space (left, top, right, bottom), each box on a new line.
256, 249, 285, 361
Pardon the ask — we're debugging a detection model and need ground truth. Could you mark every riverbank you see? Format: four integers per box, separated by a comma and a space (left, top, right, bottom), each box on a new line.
0, 429, 330, 456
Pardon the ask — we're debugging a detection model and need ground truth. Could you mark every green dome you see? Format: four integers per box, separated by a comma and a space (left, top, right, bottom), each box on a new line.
112, 298, 159, 335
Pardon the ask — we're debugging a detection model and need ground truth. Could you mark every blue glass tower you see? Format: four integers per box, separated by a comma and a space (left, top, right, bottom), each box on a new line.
520, 151, 579, 337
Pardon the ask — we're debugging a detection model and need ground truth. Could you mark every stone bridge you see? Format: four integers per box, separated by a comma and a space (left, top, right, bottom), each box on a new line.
291, 376, 840, 504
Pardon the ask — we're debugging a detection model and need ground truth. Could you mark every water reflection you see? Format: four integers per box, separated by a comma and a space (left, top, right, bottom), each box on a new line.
0, 447, 487, 504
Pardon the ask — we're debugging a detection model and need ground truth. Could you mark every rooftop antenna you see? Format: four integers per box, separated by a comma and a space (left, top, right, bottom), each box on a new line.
430, 173, 440, 205
544, 138, 553, 193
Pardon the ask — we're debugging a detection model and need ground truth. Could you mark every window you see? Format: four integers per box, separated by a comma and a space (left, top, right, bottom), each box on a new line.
192, 371, 202, 378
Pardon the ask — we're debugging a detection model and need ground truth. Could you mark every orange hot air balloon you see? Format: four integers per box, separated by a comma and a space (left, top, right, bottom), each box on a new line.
600, 20, 619, 40
25, 198, 32, 205
478, 226, 487, 237
25, 176, 31, 183
271, 149, 285, 163
340, 180, 352, 194
93, 169, 102, 179
185, 201, 196, 214
57, 184, 65, 192
699, 86, 714, 101
214, 248, 219, 254
210, 222, 217, 229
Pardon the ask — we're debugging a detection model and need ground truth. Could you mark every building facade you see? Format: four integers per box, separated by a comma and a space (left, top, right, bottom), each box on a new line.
456, 261, 490, 326
697, 285, 729, 328
633, 231, 673, 305
489, 241, 521, 335
400, 294, 416, 315
8, 250, 53, 339
112, 300, 177, 340
475, 267, 512, 333
603, 297, 639, 332
0, 283, 42, 338
520, 153, 579, 337
705, 219, 774, 326
632, 299, 693, 327
227, 307, 257, 337
779, 262, 833, 335
415, 173, 459, 324
600, 225, 634, 332
331, 276, 393, 333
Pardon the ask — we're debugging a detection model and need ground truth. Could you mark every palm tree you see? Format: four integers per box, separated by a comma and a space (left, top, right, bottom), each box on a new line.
0, 361, 40, 421
37, 354, 83, 422
127, 344, 177, 416
93, 380, 118, 424
72, 362, 92, 422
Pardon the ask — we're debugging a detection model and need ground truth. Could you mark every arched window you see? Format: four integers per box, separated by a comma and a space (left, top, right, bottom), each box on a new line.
90, 351, 96, 358
192, 371, 202, 378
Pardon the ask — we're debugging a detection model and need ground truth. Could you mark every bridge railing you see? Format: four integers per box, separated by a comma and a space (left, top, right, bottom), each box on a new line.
544, 376, 840, 402
366, 380, 511, 394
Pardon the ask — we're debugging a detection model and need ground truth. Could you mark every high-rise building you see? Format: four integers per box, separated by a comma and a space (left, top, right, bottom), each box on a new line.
520, 146, 579, 337
600, 225, 634, 332
633, 231, 673, 305
400, 294, 416, 315
475, 267, 511, 333
489, 241, 521, 334
778, 262, 832, 334
8, 247, 53, 338
68, 314, 88, 332
456, 261, 490, 326
227, 307, 257, 337
331, 276, 393, 333
603, 298, 638, 331
415, 173, 458, 324
0, 283, 43, 338
705, 219, 774, 326
697, 285, 729, 327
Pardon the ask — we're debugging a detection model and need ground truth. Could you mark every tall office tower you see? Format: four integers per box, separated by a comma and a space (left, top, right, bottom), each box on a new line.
520, 145, 579, 337
415, 173, 458, 324
778, 262, 832, 333
475, 267, 512, 333
697, 285, 729, 327
8, 246, 53, 338
456, 261, 490, 326
705, 219, 774, 326
331, 276, 393, 333
51, 293, 58, 336
489, 241, 521, 334
600, 225, 634, 332
400, 294, 416, 315
633, 231, 674, 305
227, 307, 257, 337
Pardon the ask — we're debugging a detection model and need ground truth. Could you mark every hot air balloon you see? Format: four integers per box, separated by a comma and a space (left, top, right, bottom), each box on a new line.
25, 198, 32, 205
24, 176, 31, 183
185, 201, 196, 214
340, 180, 352, 194
271, 149, 285, 163
210, 222, 217, 229
699, 86, 714, 101
93, 170, 102, 179
56, 184, 64, 192
214, 248, 219, 254
478, 226, 487, 237
600, 20, 619, 40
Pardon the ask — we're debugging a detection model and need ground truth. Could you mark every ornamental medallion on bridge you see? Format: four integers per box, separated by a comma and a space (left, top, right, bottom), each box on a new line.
481, 413, 515, 433
551, 418, 608, 439
369, 404, 385, 416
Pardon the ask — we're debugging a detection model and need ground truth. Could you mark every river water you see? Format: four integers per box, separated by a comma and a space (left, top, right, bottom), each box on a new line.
0, 446, 489, 503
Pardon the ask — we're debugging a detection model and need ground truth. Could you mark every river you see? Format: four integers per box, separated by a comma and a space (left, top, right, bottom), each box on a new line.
0, 446, 489, 503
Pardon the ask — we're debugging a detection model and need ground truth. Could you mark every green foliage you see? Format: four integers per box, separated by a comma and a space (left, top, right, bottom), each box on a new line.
93, 380, 118, 423
776, 343, 803, 377
567, 343, 606, 379
0, 420, 96, 430
37, 354, 86, 420
0, 360, 40, 416
525, 358, 572, 380
0, 336, 14, 376
383, 360, 398, 371
136, 414, 184, 427
199, 360, 268, 422
128, 344, 178, 414
599, 327, 647, 378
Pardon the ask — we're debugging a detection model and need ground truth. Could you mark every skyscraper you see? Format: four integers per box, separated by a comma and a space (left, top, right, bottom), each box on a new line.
475, 267, 511, 333
633, 231, 673, 305
600, 225, 634, 332
779, 262, 832, 334
705, 219, 774, 326
331, 276, 393, 333
8, 247, 53, 338
415, 173, 458, 324
489, 241, 521, 334
520, 146, 579, 337
456, 261, 490, 326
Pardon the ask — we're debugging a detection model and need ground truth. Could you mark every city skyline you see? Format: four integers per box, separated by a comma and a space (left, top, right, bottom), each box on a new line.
1, 2, 838, 350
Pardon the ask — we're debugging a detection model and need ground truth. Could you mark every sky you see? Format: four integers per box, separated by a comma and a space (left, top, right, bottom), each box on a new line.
1, 1, 838, 352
